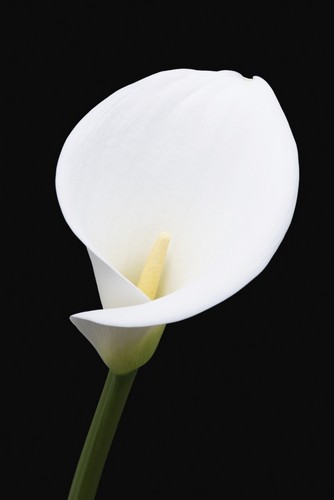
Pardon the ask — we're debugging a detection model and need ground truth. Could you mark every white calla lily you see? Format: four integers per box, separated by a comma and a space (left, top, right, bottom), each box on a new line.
56, 69, 299, 375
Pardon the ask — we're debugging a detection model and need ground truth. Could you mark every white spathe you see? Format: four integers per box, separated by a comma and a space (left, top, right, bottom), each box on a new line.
56, 69, 299, 374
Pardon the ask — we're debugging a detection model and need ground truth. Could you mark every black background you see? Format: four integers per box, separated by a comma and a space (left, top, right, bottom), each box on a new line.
4, 3, 332, 499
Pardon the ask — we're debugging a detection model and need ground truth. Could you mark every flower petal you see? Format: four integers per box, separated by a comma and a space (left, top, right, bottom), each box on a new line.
56, 69, 298, 310
57, 69, 299, 371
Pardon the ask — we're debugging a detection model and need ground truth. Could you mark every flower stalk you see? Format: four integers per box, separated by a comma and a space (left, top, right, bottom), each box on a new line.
67, 370, 137, 500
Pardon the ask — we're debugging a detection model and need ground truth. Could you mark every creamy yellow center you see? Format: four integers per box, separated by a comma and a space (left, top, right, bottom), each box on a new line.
137, 232, 170, 300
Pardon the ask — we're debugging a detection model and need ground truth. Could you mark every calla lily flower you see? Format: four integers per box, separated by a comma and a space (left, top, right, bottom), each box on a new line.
56, 69, 299, 375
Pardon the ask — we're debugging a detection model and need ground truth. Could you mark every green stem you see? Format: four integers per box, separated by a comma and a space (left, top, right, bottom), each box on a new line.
68, 369, 137, 500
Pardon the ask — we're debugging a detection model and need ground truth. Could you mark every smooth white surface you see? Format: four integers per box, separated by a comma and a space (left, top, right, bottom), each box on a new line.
56, 69, 299, 368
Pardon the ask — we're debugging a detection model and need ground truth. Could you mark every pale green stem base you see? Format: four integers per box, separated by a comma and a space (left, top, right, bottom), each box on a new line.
68, 369, 137, 500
